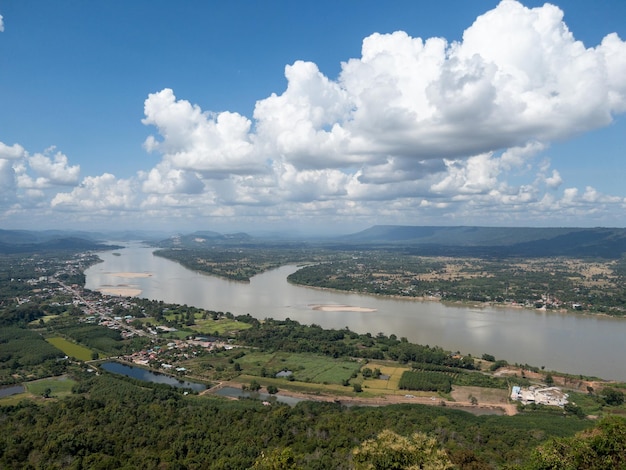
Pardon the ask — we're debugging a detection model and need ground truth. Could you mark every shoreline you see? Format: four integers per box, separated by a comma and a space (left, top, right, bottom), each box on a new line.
288, 279, 621, 319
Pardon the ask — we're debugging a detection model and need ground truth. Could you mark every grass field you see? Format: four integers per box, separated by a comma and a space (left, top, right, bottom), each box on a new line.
159, 314, 252, 336
28, 314, 60, 326
236, 351, 362, 385
46, 337, 93, 361
25, 376, 77, 398
361, 363, 410, 393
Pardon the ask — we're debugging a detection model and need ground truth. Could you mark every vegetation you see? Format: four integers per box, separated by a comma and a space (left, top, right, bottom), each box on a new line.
0, 373, 595, 469
352, 429, 454, 470
45, 337, 93, 362
398, 371, 452, 393
528, 416, 626, 469
3, 242, 626, 468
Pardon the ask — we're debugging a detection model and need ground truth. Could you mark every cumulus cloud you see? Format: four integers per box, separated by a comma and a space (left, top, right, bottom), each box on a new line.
4, 1, 626, 228
21, 149, 80, 187
142, 88, 258, 176
0, 142, 26, 160
51, 173, 135, 211
141, 1, 625, 211
140, 162, 204, 195
0, 14, 4, 33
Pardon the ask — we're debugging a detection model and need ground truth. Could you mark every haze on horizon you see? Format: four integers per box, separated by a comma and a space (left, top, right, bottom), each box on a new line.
0, 1, 625, 235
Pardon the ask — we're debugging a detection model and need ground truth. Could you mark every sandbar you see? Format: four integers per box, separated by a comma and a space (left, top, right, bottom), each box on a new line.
98, 287, 142, 297
110, 272, 152, 278
310, 304, 377, 313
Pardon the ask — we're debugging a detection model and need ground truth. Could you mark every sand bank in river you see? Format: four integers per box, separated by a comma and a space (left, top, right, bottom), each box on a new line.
310, 304, 377, 313
109, 272, 152, 278
98, 287, 142, 297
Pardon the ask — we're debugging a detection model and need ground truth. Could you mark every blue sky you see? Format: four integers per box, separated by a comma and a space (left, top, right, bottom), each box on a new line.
1, 1, 625, 234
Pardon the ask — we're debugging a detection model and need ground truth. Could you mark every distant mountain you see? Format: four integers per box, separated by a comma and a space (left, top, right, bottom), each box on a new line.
338, 225, 626, 258
0, 230, 120, 254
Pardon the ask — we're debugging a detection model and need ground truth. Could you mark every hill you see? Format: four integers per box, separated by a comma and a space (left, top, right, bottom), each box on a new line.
338, 225, 626, 258
0, 229, 120, 254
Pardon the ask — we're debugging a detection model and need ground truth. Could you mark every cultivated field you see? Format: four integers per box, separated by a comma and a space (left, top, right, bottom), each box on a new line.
46, 337, 93, 361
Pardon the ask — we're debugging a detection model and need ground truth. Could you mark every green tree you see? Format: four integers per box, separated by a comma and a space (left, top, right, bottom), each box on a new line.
352, 429, 454, 469
528, 416, 626, 469
249, 380, 261, 392
253, 447, 297, 469
600, 388, 625, 406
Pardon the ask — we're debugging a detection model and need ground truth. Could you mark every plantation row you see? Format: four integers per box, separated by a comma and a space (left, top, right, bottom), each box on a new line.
399, 370, 453, 393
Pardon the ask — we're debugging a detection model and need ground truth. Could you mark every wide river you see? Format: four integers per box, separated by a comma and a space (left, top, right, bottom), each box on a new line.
85, 243, 626, 381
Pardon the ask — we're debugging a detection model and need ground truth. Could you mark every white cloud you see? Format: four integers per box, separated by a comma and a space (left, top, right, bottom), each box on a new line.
0, 142, 26, 160
51, 173, 135, 211
140, 162, 204, 195
21, 149, 80, 187
142, 88, 258, 176
253, 60, 354, 169
0, 14, 4, 33
544, 169, 563, 189
4, 1, 626, 229
140, 1, 626, 219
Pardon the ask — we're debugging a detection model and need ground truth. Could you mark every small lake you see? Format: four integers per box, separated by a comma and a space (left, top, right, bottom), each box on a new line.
0, 385, 25, 398
100, 362, 207, 392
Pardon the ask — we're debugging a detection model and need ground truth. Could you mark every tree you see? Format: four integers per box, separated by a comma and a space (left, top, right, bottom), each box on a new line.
352, 429, 454, 470
253, 447, 297, 469
353, 383, 362, 393
249, 380, 261, 392
529, 416, 626, 469
267, 385, 278, 395
601, 388, 625, 406
545, 373, 554, 386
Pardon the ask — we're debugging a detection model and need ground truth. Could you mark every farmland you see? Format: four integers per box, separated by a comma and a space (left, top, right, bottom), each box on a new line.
46, 337, 94, 361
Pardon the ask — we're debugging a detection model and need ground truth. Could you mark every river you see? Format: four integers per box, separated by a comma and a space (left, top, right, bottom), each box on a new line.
85, 243, 626, 381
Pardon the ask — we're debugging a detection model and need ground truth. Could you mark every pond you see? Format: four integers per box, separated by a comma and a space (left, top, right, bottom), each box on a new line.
0, 385, 26, 399
100, 362, 207, 392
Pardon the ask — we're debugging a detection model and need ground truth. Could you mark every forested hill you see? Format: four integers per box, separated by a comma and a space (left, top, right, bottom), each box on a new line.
338, 226, 626, 258
0, 229, 119, 254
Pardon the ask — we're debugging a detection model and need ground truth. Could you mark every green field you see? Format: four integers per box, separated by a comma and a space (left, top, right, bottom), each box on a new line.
235, 351, 361, 384
25, 376, 77, 398
46, 337, 93, 361
159, 313, 252, 336
189, 318, 252, 335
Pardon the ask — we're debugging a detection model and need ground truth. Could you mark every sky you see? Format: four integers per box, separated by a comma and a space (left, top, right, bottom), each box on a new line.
1, 1, 625, 235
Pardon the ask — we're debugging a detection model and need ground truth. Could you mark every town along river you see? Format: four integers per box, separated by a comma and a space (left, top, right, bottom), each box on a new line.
85, 243, 626, 381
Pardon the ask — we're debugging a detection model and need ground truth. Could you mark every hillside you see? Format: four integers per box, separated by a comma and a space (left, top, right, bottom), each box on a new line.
339, 225, 626, 258
0, 229, 119, 254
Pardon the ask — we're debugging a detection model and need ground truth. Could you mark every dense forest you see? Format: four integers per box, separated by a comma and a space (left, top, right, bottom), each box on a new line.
0, 371, 603, 469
